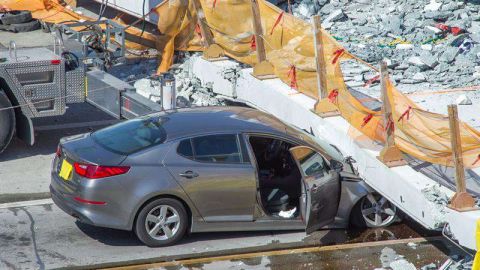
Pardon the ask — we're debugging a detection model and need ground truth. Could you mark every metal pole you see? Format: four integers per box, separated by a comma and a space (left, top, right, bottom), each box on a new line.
161, 72, 176, 110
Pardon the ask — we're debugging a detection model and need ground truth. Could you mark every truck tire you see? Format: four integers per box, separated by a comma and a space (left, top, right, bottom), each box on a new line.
0, 90, 15, 154
0, 11, 33, 25
7, 20, 41, 33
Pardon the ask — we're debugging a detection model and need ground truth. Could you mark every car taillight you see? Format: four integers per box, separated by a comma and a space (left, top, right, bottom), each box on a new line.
73, 163, 130, 179
56, 145, 62, 158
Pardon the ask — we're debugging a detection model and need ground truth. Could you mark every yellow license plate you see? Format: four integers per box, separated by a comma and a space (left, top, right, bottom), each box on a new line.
59, 159, 73, 181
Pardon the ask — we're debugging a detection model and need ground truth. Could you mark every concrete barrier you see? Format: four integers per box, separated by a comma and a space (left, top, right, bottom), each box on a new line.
189, 55, 480, 251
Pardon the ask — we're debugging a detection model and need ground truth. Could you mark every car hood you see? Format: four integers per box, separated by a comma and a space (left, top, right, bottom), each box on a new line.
60, 133, 127, 165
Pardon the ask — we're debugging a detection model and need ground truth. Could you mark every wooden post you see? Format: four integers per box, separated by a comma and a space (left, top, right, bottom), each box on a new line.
313, 15, 327, 99
377, 60, 407, 167
312, 15, 340, 117
250, 0, 275, 79
192, 0, 224, 60
251, 0, 266, 62
448, 104, 476, 211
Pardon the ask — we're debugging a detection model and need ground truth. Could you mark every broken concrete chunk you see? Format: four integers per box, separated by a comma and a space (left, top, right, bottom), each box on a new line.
421, 44, 433, 51
424, 0, 442, 12
412, 72, 427, 82
425, 25, 442, 34
419, 52, 438, 68
456, 94, 473, 105
385, 15, 404, 35
424, 11, 451, 21
408, 56, 429, 69
390, 259, 416, 270
396, 44, 414, 50
324, 9, 347, 23
439, 47, 460, 63
420, 263, 437, 270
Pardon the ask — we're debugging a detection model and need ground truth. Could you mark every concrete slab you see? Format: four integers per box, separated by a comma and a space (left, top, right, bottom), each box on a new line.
190, 56, 480, 250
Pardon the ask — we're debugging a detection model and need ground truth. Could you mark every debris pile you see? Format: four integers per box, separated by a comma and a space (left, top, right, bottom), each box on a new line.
379, 247, 416, 270
288, 0, 480, 90
421, 184, 449, 227
132, 55, 227, 107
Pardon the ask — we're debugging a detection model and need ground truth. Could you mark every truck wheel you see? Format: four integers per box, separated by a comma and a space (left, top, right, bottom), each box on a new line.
0, 11, 33, 25
0, 90, 15, 153
8, 20, 41, 33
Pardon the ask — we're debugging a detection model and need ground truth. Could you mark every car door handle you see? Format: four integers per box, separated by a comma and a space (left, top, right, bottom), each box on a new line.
179, 171, 199, 179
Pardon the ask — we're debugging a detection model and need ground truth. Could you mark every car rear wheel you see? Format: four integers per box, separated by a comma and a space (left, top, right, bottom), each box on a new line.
350, 192, 398, 228
135, 198, 188, 247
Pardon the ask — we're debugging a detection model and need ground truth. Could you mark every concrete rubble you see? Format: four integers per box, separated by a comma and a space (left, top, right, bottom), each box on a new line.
379, 247, 416, 270
286, 0, 480, 91
132, 53, 226, 107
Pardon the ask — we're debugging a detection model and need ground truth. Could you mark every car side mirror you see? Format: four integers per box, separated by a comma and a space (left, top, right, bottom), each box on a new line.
330, 159, 343, 173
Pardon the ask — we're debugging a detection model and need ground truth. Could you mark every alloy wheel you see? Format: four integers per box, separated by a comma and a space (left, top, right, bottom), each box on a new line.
360, 193, 397, 227
144, 205, 181, 241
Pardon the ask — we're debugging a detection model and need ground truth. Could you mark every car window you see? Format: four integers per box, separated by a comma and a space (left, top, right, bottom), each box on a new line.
292, 147, 328, 177
92, 116, 167, 155
192, 134, 241, 163
177, 139, 193, 159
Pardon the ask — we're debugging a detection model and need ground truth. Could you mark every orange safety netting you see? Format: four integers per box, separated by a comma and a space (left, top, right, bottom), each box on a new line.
387, 78, 480, 168
5, 0, 480, 168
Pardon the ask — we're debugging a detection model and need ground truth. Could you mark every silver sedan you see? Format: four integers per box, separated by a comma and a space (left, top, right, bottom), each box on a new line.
50, 106, 398, 246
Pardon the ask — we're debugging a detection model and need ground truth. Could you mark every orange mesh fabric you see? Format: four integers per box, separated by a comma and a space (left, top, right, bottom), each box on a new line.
387, 79, 480, 168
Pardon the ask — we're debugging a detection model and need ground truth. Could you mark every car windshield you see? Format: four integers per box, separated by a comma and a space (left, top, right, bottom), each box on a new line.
285, 125, 344, 162
92, 116, 168, 155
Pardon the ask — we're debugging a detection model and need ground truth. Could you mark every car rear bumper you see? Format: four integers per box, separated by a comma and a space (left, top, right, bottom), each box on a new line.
50, 172, 132, 231
50, 184, 95, 225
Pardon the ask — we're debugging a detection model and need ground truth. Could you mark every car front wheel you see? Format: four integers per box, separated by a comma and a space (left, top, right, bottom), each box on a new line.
350, 192, 398, 228
135, 198, 188, 247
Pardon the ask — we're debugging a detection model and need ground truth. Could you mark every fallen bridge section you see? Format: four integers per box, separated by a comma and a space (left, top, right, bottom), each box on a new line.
189, 55, 480, 251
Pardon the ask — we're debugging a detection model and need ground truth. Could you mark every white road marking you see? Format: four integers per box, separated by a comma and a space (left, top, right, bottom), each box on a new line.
0, 198, 53, 209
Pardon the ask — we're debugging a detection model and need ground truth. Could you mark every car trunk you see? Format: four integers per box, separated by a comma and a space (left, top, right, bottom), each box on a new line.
53, 133, 127, 193
60, 133, 128, 165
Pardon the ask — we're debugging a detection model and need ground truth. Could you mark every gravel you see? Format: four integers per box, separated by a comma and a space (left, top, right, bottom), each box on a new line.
282, 0, 480, 91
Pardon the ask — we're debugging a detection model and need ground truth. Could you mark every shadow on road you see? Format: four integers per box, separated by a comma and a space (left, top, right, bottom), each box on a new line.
76, 221, 143, 246
75, 220, 306, 247
0, 103, 116, 162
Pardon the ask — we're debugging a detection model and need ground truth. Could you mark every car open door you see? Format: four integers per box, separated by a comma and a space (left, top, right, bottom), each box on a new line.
289, 146, 341, 234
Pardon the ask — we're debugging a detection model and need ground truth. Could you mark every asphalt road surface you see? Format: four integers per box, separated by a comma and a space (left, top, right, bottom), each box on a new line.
105, 238, 462, 270
0, 103, 119, 202
0, 199, 463, 270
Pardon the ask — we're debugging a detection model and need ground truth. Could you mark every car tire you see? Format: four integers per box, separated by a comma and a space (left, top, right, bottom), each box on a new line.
135, 198, 188, 247
7, 20, 41, 33
0, 90, 15, 154
350, 192, 398, 228
0, 11, 33, 25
